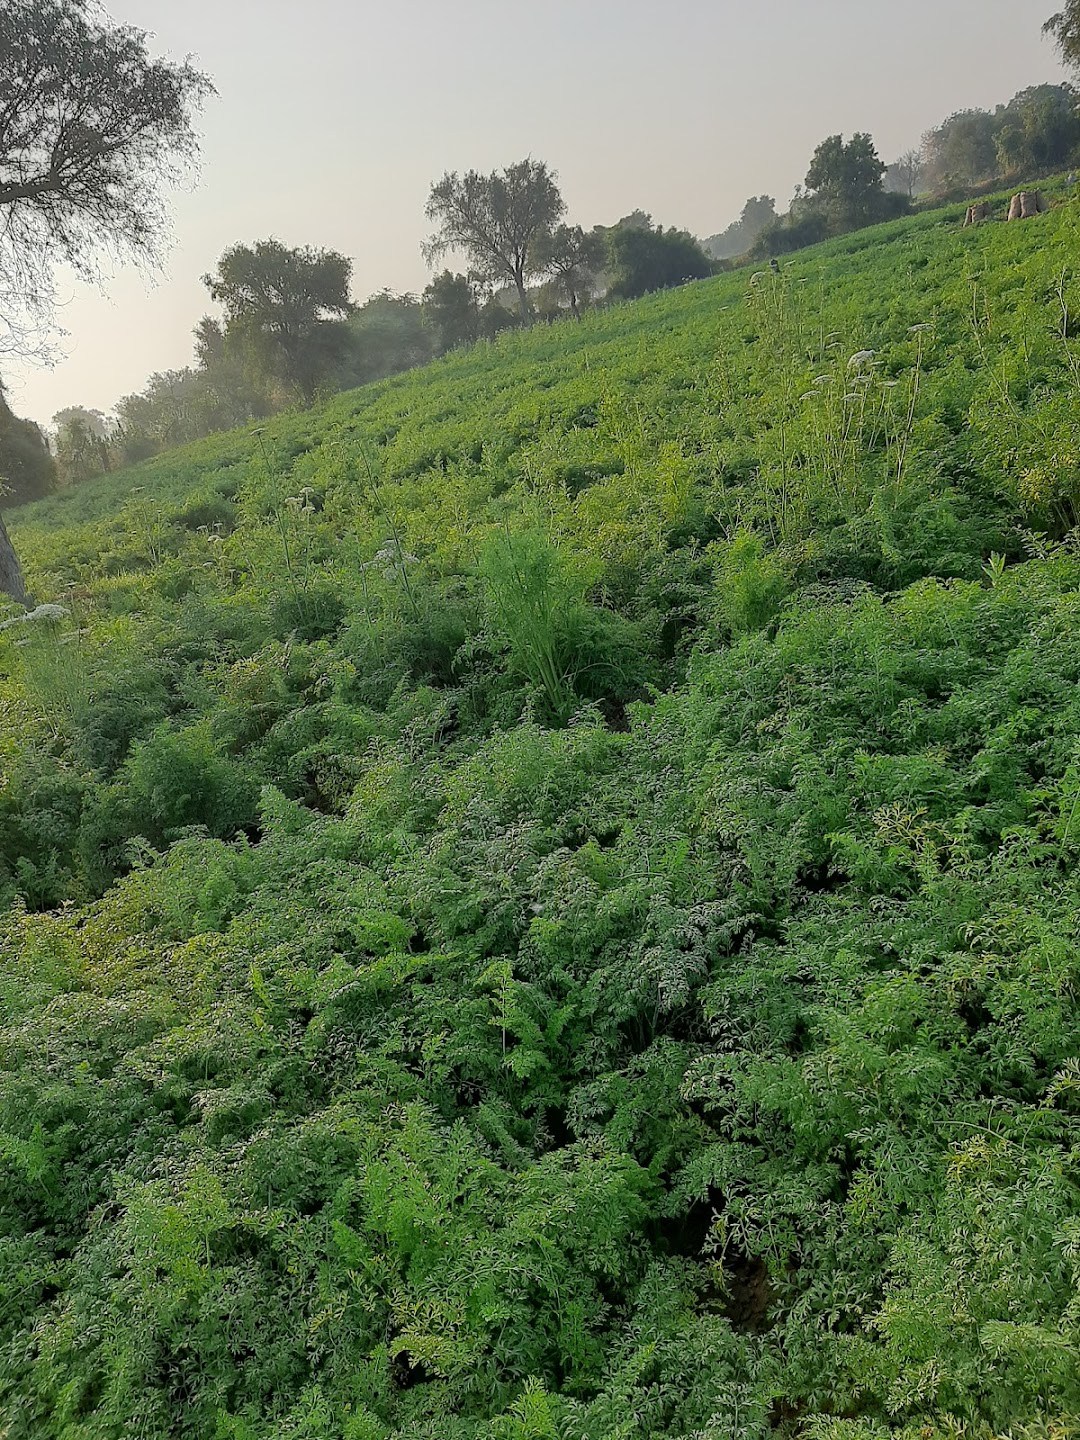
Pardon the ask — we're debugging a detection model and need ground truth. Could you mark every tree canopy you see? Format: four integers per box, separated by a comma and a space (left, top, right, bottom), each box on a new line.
995, 84, 1080, 173
535, 224, 606, 318
0, 0, 212, 600
606, 221, 713, 300
804, 133, 889, 226
422, 271, 480, 352
203, 241, 354, 406
1045, 3, 1080, 73
0, 379, 54, 506
919, 86, 1080, 188
922, 109, 1004, 187
338, 291, 432, 386
0, 0, 213, 352
703, 196, 778, 261
424, 160, 566, 323
51, 407, 113, 485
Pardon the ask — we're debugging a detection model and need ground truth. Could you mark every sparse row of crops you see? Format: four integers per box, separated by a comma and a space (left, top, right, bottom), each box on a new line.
2, 195, 1080, 1438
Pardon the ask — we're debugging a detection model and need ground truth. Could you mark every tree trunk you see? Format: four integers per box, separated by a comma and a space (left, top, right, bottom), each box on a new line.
0, 510, 29, 605
514, 270, 532, 326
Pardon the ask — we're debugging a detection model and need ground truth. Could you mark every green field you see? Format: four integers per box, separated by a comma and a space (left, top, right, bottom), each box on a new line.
2, 190, 1080, 1438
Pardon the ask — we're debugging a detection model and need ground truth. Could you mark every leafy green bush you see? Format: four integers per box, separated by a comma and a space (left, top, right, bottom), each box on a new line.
79, 721, 260, 884
711, 529, 793, 634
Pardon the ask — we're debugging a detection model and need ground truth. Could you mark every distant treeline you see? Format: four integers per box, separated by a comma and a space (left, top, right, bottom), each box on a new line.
706, 83, 1080, 261
5, 82, 1080, 505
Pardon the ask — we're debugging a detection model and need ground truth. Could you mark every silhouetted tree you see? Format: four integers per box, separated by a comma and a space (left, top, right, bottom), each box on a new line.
607, 222, 712, 299
424, 160, 566, 324
535, 225, 606, 317
0, 0, 213, 355
204, 241, 354, 406
704, 197, 778, 261
1046, 4, 1080, 75
0, 0, 212, 598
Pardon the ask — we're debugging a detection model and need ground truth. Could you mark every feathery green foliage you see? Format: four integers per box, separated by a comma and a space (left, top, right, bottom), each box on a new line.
2, 188, 1080, 1438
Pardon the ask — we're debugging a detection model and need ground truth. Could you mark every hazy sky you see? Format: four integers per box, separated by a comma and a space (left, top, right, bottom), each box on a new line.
5, 0, 1067, 426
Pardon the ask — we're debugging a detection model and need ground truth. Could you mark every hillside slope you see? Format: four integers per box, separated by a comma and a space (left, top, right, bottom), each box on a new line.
2, 194, 1080, 1438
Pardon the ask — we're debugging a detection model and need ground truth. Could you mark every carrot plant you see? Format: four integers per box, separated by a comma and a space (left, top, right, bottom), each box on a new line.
1, 188, 1080, 1439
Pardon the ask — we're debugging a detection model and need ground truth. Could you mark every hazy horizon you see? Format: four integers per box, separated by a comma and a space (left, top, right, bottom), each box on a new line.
4, 0, 1067, 428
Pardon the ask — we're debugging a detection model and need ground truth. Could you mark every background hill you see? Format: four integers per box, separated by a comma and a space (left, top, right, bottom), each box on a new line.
2, 191, 1080, 1438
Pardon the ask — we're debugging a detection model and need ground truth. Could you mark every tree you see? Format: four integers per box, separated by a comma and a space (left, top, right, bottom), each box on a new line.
422, 271, 483, 353
114, 372, 197, 459
751, 138, 906, 259
203, 241, 354, 406
0, 0, 213, 356
606, 221, 713, 300
805, 133, 889, 226
534, 225, 606, 318
424, 160, 566, 324
0, 380, 47, 615
113, 367, 246, 462
886, 149, 925, 199
995, 84, 1080, 173
192, 317, 273, 430
1045, 4, 1080, 74
338, 291, 433, 385
611, 209, 653, 233
739, 195, 778, 236
52, 407, 113, 484
750, 209, 831, 258
0, 380, 55, 506
0, 0, 212, 600
922, 111, 1000, 188
703, 196, 778, 261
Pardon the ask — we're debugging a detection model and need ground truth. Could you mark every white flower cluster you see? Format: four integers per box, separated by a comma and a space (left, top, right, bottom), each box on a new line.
0, 603, 69, 632
360, 540, 419, 573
